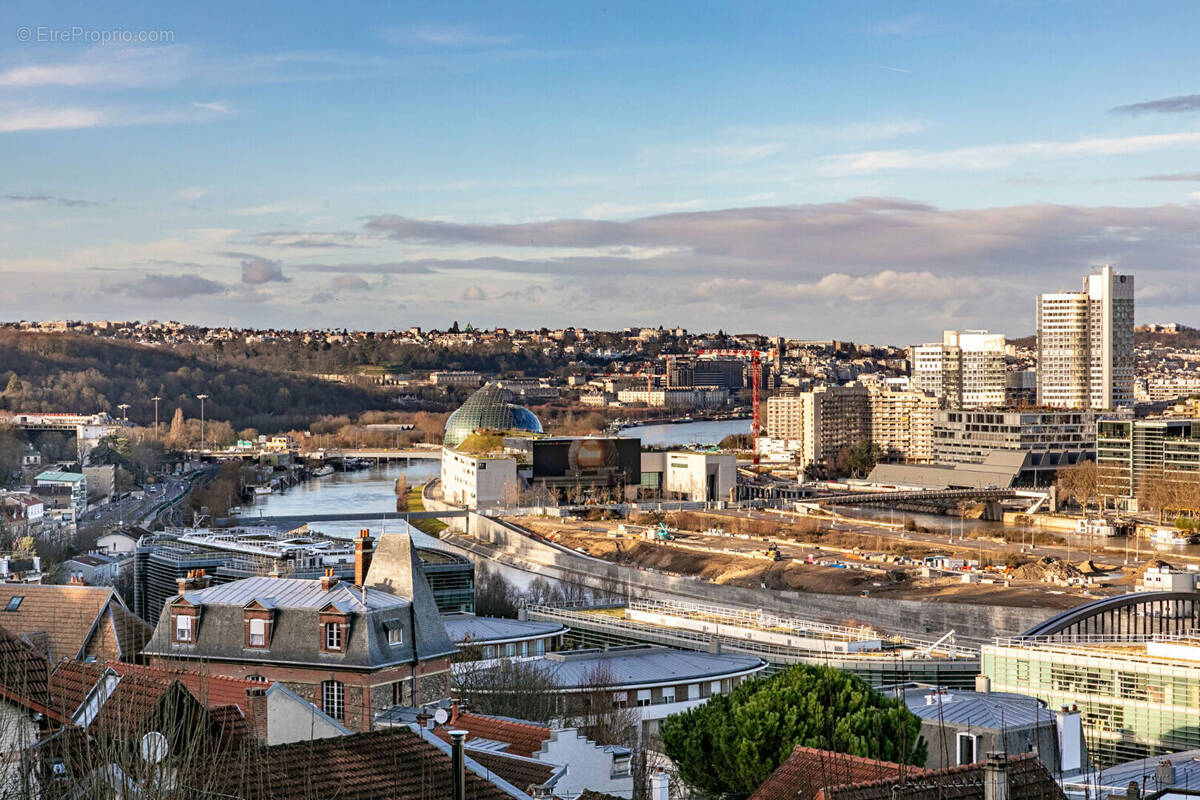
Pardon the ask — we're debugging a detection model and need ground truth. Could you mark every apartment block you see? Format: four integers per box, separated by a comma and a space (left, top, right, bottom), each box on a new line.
910, 330, 1006, 408
933, 408, 1098, 483
1096, 417, 1200, 506
1037, 265, 1135, 410
867, 386, 939, 463
765, 384, 870, 469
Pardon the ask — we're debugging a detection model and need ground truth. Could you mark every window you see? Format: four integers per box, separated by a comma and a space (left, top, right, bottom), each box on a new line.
4, 596, 22, 611
505, 642, 516, 657
391, 680, 408, 706
636, 689, 651, 707
535, 639, 545, 656
249, 618, 267, 648
612, 691, 628, 709
322, 680, 344, 721
175, 614, 193, 642
325, 622, 342, 650
662, 687, 676, 704
386, 625, 403, 646
246, 674, 267, 683
957, 733, 978, 766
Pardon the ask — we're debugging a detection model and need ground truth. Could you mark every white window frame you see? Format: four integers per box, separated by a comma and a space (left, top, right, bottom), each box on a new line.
387, 626, 403, 646
957, 732, 979, 766
175, 614, 193, 642
662, 686, 676, 704
325, 622, 342, 650
249, 618, 267, 647
322, 680, 345, 721
636, 689, 651, 707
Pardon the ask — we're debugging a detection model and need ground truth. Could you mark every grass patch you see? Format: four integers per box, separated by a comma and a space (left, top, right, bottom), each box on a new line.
405, 485, 448, 535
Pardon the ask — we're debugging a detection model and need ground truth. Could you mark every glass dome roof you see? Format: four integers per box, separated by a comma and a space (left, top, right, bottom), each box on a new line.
443, 384, 543, 447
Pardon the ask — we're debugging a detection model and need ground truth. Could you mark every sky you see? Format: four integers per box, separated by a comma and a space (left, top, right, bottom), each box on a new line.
3, 1, 1200, 344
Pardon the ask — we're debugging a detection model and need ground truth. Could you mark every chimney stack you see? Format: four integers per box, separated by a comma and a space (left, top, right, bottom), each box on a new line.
192, 568, 211, 590
245, 687, 269, 742
650, 766, 670, 800
354, 529, 375, 586
68, 572, 85, 586
449, 730, 467, 800
975, 675, 991, 694
983, 753, 1008, 800
320, 568, 338, 591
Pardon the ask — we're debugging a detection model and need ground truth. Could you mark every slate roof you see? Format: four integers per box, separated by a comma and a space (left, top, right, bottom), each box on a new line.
365, 532, 458, 660
143, 574, 455, 669
517, 644, 766, 689
441, 612, 566, 645
433, 710, 552, 758
205, 726, 530, 799
902, 688, 1051, 730
0, 584, 150, 662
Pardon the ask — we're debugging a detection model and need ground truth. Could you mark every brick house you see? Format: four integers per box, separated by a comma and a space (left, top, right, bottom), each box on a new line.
142, 531, 457, 732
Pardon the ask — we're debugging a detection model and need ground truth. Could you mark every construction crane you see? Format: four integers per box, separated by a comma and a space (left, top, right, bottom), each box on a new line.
695, 348, 776, 465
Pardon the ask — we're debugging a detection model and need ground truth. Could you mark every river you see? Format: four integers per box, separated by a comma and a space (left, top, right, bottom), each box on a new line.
617, 418, 751, 447
241, 460, 540, 588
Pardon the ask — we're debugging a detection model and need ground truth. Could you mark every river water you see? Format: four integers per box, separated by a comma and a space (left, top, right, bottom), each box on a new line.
617, 418, 751, 447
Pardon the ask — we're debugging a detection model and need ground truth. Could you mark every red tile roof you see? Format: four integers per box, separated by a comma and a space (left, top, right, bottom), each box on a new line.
433, 709, 551, 758
750, 746, 924, 800
0, 584, 150, 663
0, 624, 66, 723
106, 662, 263, 710
465, 748, 556, 794
206, 727, 523, 799
48, 659, 105, 717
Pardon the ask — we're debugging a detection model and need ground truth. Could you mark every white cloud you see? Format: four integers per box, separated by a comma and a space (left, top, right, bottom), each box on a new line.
585, 199, 711, 219
382, 25, 517, 47
192, 100, 230, 114
0, 107, 107, 133
824, 131, 1200, 173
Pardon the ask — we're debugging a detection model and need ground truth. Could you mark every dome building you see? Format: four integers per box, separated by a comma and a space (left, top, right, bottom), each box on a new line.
442, 383, 543, 448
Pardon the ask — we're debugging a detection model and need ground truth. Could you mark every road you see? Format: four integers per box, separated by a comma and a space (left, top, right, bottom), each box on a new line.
76, 474, 195, 536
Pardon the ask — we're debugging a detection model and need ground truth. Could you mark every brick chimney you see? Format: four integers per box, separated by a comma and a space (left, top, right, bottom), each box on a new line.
320, 568, 338, 591
68, 572, 85, 586
192, 568, 211, 590
244, 687, 269, 743
354, 528, 374, 586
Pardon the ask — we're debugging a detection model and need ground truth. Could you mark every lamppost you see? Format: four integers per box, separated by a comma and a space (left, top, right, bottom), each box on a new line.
117, 403, 130, 422
196, 394, 209, 450
151, 396, 162, 439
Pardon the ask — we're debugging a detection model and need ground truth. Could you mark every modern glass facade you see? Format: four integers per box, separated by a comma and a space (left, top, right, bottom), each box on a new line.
1097, 418, 1200, 504
443, 383, 543, 447
983, 638, 1200, 766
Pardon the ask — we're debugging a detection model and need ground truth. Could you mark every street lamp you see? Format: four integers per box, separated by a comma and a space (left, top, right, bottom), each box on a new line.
196, 394, 209, 450
151, 396, 162, 439
117, 403, 130, 423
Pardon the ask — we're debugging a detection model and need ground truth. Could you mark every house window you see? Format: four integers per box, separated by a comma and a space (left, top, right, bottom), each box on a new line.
248, 618, 267, 648
4, 596, 22, 611
482, 645, 495, 659
246, 674, 267, 683
612, 691, 628, 709
391, 680, 408, 706
386, 625, 403, 646
325, 622, 343, 650
322, 680, 344, 721
505, 642, 516, 657
175, 614, 193, 642
636, 689, 651, 707
662, 687, 676, 704
535, 639, 545, 656
957, 732, 979, 766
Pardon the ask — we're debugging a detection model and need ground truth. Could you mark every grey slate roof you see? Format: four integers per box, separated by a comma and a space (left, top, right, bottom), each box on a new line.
903, 688, 1050, 730
441, 613, 566, 645
509, 644, 765, 690
144, 574, 458, 669
365, 532, 457, 660
1076, 747, 1200, 799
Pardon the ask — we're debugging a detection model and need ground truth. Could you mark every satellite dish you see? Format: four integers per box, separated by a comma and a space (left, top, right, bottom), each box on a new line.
433, 708, 449, 725
140, 731, 169, 764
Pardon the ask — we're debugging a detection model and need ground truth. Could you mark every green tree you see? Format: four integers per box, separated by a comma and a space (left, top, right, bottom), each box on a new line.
661, 664, 926, 800
4, 373, 21, 394
835, 438, 884, 479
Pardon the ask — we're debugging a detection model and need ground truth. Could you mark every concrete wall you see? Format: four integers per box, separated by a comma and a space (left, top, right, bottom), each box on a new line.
424, 496, 1051, 643
539, 728, 633, 800
265, 683, 351, 746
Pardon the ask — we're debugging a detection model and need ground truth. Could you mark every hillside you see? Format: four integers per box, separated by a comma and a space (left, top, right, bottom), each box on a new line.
0, 331, 384, 432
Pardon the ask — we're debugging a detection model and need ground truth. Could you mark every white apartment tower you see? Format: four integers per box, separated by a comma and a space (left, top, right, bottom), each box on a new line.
1036, 265, 1134, 410
910, 330, 1006, 408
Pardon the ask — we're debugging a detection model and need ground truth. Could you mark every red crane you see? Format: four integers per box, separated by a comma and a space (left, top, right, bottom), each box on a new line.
695, 348, 775, 464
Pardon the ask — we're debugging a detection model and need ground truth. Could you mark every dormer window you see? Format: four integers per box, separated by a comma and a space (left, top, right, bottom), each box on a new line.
175, 614, 193, 642
385, 621, 403, 646
325, 622, 342, 650
249, 618, 267, 647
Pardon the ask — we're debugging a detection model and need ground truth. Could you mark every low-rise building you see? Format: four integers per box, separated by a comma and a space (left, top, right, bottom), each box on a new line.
34, 470, 87, 517
59, 552, 121, 585
441, 447, 520, 508
933, 408, 1098, 485
442, 612, 567, 660
0, 583, 151, 662
640, 451, 736, 502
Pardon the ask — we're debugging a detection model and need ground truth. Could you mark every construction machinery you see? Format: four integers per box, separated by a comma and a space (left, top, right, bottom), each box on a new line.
695, 348, 776, 465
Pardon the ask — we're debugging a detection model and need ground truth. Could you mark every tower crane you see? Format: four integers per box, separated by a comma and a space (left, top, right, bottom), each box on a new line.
695, 348, 776, 465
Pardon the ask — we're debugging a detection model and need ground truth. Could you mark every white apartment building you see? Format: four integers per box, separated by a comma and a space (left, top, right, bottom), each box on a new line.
868, 386, 939, 463
910, 330, 1006, 408
1037, 265, 1134, 410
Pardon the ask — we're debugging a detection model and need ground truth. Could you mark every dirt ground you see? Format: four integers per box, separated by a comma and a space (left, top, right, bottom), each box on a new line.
511, 515, 1097, 610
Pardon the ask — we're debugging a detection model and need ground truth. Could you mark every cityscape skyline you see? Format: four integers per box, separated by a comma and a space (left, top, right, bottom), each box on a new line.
3, 2, 1200, 337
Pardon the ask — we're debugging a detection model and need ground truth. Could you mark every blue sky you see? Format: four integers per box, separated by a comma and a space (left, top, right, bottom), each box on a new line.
3, 0, 1200, 342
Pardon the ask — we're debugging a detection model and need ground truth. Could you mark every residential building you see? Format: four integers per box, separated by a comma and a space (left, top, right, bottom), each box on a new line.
95, 529, 140, 556
932, 408, 1098, 484
1006, 370, 1038, 407
33, 470, 87, 517
0, 553, 43, 583
0, 626, 67, 797
983, 633, 1200, 765
429, 705, 635, 799
1096, 417, 1200, 508
0, 583, 151, 662
615, 387, 729, 408
133, 527, 475, 624
1037, 265, 1135, 410
0, 492, 43, 536
867, 385, 939, 463
144, 532, 458, 732
765, 384, 870, 470
911, 330, 1007, 408
896, 682, 1083, 773
639, 451, 736, 501
59, 552, 121, 585
429, 370, 484, 387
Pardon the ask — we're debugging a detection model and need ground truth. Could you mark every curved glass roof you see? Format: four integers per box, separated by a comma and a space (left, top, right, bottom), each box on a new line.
443, 384, 543, 447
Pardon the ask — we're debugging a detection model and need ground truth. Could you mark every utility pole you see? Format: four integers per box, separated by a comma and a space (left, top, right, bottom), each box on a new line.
196, 394, 209, 450
117, 403, 130, 422
151, 396, 162, 439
